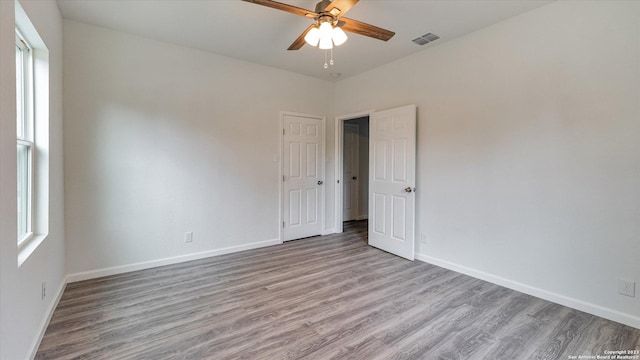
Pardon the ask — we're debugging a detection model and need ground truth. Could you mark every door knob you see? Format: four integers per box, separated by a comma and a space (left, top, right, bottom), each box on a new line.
317, 180, 324, 185
352, 176, 357, 180
404, 187, 413, 193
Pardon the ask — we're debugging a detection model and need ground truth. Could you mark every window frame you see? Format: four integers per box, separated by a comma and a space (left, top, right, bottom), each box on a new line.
16, 29, 35, 247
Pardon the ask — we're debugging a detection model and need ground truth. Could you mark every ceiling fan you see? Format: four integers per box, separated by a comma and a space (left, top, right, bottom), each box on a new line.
242, 0, 395, 66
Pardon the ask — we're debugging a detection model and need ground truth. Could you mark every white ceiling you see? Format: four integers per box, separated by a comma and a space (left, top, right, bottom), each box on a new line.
56, 0, 552, 81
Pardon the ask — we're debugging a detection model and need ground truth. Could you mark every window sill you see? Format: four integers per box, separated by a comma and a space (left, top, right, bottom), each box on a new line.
18, 233, 47, 267
17, 232, 34, 248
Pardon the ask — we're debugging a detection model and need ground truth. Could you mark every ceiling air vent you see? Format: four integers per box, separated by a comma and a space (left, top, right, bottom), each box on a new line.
412, 33, 440, 46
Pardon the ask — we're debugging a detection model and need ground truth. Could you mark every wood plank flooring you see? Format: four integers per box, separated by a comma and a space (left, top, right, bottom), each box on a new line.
36, 221, 640, 359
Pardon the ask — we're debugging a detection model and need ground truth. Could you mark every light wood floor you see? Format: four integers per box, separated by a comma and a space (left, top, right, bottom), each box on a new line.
36, 221, 640, 359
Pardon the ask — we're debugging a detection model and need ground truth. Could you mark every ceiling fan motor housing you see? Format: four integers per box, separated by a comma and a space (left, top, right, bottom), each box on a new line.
316, 14, 337, 26
315, 0, 333, 14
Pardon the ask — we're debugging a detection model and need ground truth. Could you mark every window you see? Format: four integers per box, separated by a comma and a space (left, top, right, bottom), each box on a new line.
15, 2, 50, 266
16, 30, 33, 245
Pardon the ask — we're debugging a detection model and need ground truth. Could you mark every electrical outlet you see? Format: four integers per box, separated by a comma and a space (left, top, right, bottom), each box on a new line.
420, 233, 427, 245
184, 232, 193, 243
41, 282, 46, 300
618, 278, 635, 297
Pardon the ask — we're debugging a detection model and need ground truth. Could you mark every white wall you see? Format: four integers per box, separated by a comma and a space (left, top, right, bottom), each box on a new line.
0, 1, 65, 359
63, 20, 334, 276
334, 0, 640, 327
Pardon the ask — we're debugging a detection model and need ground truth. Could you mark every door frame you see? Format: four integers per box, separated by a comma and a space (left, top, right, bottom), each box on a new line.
279, 111, 327, 243
334, 109, 374, 234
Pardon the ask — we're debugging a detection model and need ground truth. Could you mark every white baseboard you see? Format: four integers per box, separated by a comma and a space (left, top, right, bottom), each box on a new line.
67, 238, 281, 283
416, 253, 640, 330
356, 215, 368, 221
29, 278, 66, 360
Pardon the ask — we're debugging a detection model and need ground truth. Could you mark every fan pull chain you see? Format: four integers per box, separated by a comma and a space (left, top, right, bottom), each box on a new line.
324, 50, 328, 69
330, 48, 334, 66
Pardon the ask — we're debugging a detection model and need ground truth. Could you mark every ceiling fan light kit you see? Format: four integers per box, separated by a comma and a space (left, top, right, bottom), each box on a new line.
318, 21, 335, 49
304, 27, 320, 47
331, 26, 348, 46
243, 0, 395, 70
304, 17, 348, 50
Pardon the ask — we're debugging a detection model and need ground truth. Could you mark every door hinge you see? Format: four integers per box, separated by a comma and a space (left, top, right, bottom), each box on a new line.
283, 221, 285, 228
283, 175, 285, 182
283, 129, 285, 135
337, 180, 340, 184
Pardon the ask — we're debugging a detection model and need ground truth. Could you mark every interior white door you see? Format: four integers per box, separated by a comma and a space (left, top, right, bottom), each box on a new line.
283, 114, 324, 241
343, 123, 359, 221
369, 105, 416, 260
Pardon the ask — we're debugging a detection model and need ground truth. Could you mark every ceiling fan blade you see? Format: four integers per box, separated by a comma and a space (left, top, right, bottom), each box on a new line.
339, 17, 395, 41
242, 0, 318, 18
324, 0, 358, 17
288, 24, 315, 50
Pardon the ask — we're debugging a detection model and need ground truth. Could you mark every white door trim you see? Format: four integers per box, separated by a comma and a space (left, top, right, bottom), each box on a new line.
334, 110, 374, 234
280, 111, 326, 243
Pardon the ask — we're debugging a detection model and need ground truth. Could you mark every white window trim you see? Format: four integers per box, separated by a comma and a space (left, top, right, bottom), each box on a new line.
16, 29, 35, 248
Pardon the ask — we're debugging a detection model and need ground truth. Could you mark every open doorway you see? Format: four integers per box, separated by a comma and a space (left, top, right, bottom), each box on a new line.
343, 117, 369, 222
336, 105, 417, 259
335, 111, 372, 234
